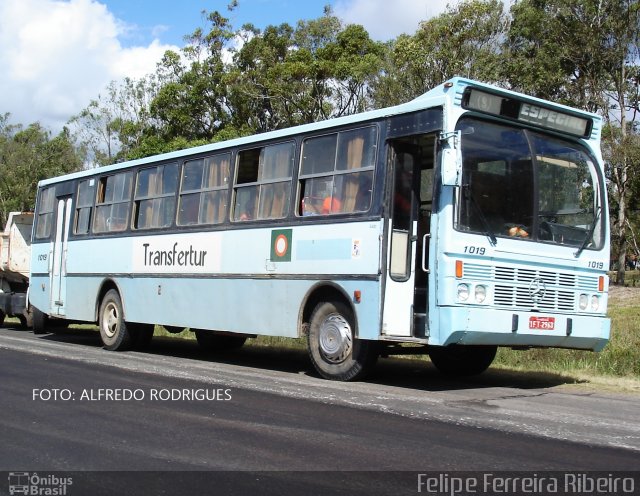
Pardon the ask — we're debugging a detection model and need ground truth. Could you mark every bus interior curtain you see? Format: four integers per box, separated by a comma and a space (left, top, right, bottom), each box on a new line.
344, 136, 364, 212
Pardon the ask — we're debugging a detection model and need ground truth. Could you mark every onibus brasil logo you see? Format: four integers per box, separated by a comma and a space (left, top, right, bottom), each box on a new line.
8, 472, 72, 495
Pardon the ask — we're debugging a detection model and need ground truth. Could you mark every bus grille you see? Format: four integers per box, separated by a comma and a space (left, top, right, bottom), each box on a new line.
464, 263, 600, 312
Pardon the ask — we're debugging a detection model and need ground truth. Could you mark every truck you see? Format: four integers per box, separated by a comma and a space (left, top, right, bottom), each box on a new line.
0, 212, 33, 327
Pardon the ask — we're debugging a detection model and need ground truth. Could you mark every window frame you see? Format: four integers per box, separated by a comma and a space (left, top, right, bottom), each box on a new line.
132, 162, 179, 231
74, 178, 96, 235
93, 171, 133, 234
178, 153, 231, 227
297, 125, 377, 217
35, 187, 56, 240
231, 141, 295, 222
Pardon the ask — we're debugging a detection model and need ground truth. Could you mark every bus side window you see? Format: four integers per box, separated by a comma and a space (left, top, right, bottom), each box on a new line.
74, 179, 95, 235
178, 153, 230, 226
93, 172, 133, 233
233, 142, 294, 222
35, 187, 56, 239
133, 163, 178, 230
298, 126, 376, 216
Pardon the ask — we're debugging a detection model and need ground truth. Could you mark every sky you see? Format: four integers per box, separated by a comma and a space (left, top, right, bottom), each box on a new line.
0, 0, 456, 133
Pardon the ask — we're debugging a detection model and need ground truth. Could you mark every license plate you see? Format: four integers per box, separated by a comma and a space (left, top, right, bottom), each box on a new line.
529, 316, 555, 330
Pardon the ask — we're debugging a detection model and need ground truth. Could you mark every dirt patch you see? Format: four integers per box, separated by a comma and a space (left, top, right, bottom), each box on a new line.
608, 284, 640, 307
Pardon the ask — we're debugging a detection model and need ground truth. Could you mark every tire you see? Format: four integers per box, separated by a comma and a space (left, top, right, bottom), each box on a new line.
130, 324, 154, 350
32, 307, 49, 334
428, 345, 497, 376
0, 310, 4, 327
99, 289, 132, 351
18, 314, 31, 329
195, 330, 247, 351
307, 301, 378, 381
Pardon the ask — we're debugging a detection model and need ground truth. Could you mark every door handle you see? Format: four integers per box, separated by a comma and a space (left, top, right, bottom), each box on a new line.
421, 234, 431, 273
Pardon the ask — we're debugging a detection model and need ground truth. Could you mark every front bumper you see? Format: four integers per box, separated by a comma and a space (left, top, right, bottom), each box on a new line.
436, 306, 610, 351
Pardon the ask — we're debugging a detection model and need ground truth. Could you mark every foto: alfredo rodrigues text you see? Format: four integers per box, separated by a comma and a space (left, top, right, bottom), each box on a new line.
32, 387, 232, 402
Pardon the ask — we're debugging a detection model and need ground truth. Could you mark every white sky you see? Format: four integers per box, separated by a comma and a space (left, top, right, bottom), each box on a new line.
0, 0, 455, 133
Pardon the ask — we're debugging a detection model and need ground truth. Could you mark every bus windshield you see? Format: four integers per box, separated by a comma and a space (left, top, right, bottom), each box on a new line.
455, 117, 604, 251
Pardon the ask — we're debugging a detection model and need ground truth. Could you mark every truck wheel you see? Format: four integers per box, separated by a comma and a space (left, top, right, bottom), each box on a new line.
195, 330, 247, 351
32, 307, 49, 334
307, 301, 378, 381
99, 289, 132, 351
0, 310, 5, 327
428, 345, 497, 376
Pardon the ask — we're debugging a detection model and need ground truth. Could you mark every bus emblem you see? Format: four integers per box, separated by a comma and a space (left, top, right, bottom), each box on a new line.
528, 278, 547, 304
270, 229, 292, 262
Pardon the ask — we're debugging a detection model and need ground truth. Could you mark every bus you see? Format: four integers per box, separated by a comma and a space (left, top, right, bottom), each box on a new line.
28, 77, 610, 381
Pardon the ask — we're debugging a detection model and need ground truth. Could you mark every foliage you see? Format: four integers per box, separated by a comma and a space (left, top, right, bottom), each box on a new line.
69, 77, 160, 166
0, 114, 83, 226
373, 0, 507, 107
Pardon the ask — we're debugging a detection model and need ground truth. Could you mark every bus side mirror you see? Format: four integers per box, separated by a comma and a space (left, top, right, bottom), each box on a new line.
440, 131, 462, 186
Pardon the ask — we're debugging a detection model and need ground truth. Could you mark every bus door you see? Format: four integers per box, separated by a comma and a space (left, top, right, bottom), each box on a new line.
383, 135, 435, 338
50, 195, 72, 316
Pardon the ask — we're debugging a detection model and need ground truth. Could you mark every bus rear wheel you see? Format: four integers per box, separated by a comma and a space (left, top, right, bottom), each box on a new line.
32, 307, 49, 334
428, 345, 497, 376
194, 330, 247, 351
307, 301, 378, 381
99, 289, 132, 351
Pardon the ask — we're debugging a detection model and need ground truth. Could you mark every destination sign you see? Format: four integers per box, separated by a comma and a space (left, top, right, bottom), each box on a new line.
463, 88, 592, 138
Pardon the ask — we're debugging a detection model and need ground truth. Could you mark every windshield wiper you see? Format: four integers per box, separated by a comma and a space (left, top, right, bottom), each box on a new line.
464, 185, 497, 246
574, 205, 601, 258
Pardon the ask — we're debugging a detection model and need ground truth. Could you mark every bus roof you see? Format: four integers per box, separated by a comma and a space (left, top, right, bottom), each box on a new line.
39, 77, 602, 187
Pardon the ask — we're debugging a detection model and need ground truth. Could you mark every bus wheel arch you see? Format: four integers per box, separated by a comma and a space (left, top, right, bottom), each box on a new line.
302, 283, 378, 381
300, 283, 357, 337
95, 279, 122, 323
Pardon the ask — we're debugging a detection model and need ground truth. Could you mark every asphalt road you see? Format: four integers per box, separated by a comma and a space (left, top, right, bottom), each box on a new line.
0, 326, 638, 495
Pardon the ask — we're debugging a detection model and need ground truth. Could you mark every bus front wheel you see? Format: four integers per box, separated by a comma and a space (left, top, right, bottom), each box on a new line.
428, 345, 497, 376
99, 289, 132, 351
307, 301, 378, 381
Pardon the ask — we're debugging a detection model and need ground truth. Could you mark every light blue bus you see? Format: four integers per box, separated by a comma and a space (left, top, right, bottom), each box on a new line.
29, 78, 610, 381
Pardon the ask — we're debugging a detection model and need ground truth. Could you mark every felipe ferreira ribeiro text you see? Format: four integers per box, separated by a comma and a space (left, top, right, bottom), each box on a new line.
418, 473, 635, 495
32, 388, 232, 401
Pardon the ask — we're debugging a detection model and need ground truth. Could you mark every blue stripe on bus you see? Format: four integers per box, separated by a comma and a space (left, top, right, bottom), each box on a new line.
296, 239, 352, 261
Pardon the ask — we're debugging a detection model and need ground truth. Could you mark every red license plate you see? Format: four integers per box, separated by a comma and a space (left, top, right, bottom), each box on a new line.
529, 316, 555, 330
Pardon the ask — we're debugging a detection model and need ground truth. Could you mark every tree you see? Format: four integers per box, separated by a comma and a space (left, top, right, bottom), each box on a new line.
372, 0, 507, 107
147, 10, 236, 145
230, 11, 384, 131
0, 115, 83, 225
69, 76, 160, 166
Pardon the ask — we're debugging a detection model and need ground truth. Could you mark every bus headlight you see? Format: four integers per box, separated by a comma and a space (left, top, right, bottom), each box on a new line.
474, 285, 487, 303
579, 294, 588, 310
591, 295, 600, 311
457, 284, 470, 302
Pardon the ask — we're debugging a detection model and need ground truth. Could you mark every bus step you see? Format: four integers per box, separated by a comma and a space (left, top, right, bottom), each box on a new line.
413, 313, 428, 338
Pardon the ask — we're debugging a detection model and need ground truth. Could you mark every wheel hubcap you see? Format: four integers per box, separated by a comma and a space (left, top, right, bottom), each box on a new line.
102, 302, 119, 339
318, 313, 352, 363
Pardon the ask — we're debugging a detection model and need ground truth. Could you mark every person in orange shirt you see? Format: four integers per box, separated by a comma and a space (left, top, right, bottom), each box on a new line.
322, 195, 342, 214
